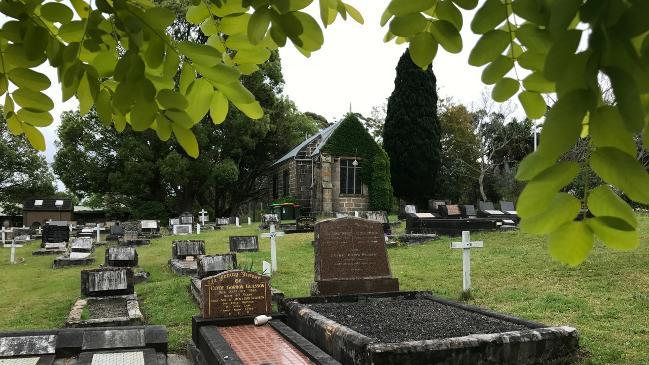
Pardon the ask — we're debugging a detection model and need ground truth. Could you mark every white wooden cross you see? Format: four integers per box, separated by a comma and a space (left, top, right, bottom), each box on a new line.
1, 226, 10, 246
451, 231, 484, 293
199, 209, 208, 225
10, 238, 16, 264
95, 223, 101, 243
260, 223, 285, 273
248, 217, 251, 225
235, 217, 240, 227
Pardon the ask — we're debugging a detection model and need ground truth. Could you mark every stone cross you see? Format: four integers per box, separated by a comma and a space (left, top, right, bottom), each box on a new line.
451, 231, 484, 293
199, 209, 207, 225
260, 223, 285, 273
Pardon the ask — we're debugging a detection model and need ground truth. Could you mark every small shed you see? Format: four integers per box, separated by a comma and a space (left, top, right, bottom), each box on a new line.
23, 198, 73, 228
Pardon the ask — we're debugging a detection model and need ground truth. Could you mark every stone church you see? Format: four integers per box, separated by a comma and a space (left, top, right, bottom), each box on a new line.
268, 115, 386, 215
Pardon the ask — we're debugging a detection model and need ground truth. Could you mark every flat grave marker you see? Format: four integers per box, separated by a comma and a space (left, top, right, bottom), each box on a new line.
105, 247, 138, 267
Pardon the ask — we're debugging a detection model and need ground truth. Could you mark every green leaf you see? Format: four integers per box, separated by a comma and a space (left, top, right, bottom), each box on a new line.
215, 81, 256, 104
157, 89, 189, 110
319, 0, 336, 27
233, 47, 272, 64
58, 20, 85, 43
113, 113, 126, 132
409, 32, 438, 69
210, 91, 229, 124
69, 0, 90, 18
186, 4, 210, 25
389, 13, 427, 37
171, 124, 199, 158
77, 72, 95, 115
451, 0, 478, 11
517, 51, 546, 71
7, 68, 51, 91
590, 106, 637, 157
538, 89, 594, 159
164, 110, 194, 129
436, 0, 462, 31
186, 78, 214, 122
22, 123, 46, 151
7, 114, 23, 135
220, 13, 252, 34
588, 185, 637, 229
380, 7, 393, 26
40, 2, 74, 23
518, 91, 546, 119
548, 0, 581, 37
586, 217, 638, 251
387, 0, 436, 16
344, 3, 363, 24
24, 26, 49, 61
291, 11, 325, 52
155, 114, 172, 141
145, 37, 165, 69
16, 109, 53, 127
179, 63, 194, 95
272, 0, 314, 14
429, 20, 462, 53
492, 77, 519, 102
92, 50, 118, 78
516, 151, 554, 181
143, 7, 175, 30
129, 99, 156, 131
520, 193, 580, 234
248, 7, 272, 44
233, 100, 264, 119
604, 67, 645, 133
549, 221, 593, 266
544, 30, 581, 81
517, 161, 580, 218
516, 23, 552, 53
95, 89, 112, 125
193, 63, 241, 84
468, 30, 510, 66
522, 72, 554, 93
481, 56, 513, 85
511, 0, 547, 25
178, 42, 222, 67
591, 147, 649, 204
470, 0, 507, 34
12, 88, 54, 112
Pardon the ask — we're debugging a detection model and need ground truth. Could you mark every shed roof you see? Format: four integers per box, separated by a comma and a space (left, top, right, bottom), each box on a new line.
272, 121, 341, 166
23, 198, 73, 211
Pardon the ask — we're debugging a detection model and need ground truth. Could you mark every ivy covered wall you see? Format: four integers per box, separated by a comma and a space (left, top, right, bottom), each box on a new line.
322, 114, 392, 211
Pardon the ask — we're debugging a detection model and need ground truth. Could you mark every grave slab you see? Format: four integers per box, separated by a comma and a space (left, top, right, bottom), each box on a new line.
228, 236, 259, 252
105, 247, 138, 267
311, 217, 399, 296
169, 240, 205, 276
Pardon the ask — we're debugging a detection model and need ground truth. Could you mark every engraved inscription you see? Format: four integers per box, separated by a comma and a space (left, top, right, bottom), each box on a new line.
201, 270, 271, 319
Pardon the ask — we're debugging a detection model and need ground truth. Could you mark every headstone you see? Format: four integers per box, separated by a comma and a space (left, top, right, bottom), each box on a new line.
479, 201, 496, 211
140, 220, 157, 229
110, 224, 124, 236
197, 254, 237, 279
248, 217, 251, 225
196, 223, 201, 235
105, 247, 138, 267
360, 211, 389, 224
172, 224, 192, 235
42, 224, 70, 244
500, 201, 517, 215
169, 218, 180, 226
216, 218, 230, 226
404, 205, 417, 214
172, 240, 205, 260
180, 212, 193, 225
228, 236, 259, 252
81, 268, 134, 297
441, 204, 462, 218
311, 217, 399, 296
430, 200, 446, 213
451, 231, 484, 293
70, 237, 93, 253
200, 270, 271, 319
461, 205, 477, 217
235, 217, 240, 227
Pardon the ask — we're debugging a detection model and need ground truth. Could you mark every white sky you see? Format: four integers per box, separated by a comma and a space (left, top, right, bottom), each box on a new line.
25, 3, 493, 177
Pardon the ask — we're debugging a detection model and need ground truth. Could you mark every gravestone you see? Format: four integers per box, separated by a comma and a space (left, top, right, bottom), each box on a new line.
404, 205, 417, 214
430, 200, 447, 213
81, 268, 134, 297
311, 217, 399, 296
478, 201, 503, 215
172, 240, 205, 259
216, 218, 230, 225
108, 223, 124, 240
169, 218, 180, 226
461, 205, 477, 218
197, 254, 238, 279
105, 246, 138, 267
200, 270, 271, 319
441, 204, 462, 218
70, 237, 93, 253
180, 212, 193, 225
228, 236, 259, 252
42, 224, 69, 243
500, 201, 517, 215
172, 224, 192, 235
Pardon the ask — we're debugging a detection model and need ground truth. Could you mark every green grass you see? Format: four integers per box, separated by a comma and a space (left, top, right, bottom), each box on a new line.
1, 218, 648, 364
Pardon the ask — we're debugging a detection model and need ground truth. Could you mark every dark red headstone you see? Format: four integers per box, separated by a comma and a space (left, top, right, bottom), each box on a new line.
200, 270, 271, 319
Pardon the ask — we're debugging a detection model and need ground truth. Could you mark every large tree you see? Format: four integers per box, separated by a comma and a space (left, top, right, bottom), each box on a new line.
382, 50, 441, 206
0, 115, 55, 215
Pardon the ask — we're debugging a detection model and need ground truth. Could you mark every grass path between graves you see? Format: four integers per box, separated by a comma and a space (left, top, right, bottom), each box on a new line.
0, 217, 648, 364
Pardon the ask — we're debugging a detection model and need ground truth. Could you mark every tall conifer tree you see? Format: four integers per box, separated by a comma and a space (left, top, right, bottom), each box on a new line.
383, 50, 441, 205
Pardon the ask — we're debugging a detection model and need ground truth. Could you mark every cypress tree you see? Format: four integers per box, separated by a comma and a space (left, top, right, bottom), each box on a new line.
382, 50, 442, 205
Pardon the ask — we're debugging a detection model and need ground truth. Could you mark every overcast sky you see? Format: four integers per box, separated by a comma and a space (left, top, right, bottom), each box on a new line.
31, 3, 491, 168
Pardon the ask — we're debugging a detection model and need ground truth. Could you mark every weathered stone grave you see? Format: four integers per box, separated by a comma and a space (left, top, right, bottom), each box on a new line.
478, 201, 518, 226
500, 200, 518, 215
228, 236, 259, 252
0, 326, 168, 364
188, 269, 338, 365
311, 217, 399, 296
190, 253, 238, 304
66, 268, 142, 327
140, 220, 161, 237
180, 212, 194, 225
53, 237, 95, 268
405, 212, 502, 236
215, 217, 230, 226
168, 240, 205, 275
281, 291, 580, 365
259, 214, 279, 229
107, 222, 124, 241
119, 221, 150, 246
33, 223, 69, 255
461, 204, 477, 218
172, 224, 192, 235
105, 246, 138, 267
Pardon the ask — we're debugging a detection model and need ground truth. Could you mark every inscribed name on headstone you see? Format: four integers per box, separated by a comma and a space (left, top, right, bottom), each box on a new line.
140, 220, 157, 229
315, 217, 391, 280
201, 270, 271, 319
172, 240, 205, 259
169, 218, 180, 226
81, 268, 133, 297
173, 224, 192, 235
106, 247, 138, 267
110, 224, 124, 235
228, 236, 259, 252
0, 334, 56, 356
71, 237, 93, 252
42, 224, 70, 244
445, 205, 462, 216
197, 254, 237, 279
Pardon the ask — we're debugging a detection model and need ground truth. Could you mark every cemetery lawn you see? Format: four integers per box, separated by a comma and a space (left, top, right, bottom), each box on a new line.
0, 216, 648, 364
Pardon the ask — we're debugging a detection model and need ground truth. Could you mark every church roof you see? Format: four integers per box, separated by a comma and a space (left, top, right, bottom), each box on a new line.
272, 121, 341, 166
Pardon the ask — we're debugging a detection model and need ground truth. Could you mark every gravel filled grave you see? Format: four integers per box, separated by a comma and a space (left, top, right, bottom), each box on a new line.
87, 298, 128, 319
306, 297, 531, 343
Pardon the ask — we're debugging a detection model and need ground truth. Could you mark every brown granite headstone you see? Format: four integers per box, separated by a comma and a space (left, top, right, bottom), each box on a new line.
445, 204, 462, 217
311, 217, 399, 296
200, 270, 271, 319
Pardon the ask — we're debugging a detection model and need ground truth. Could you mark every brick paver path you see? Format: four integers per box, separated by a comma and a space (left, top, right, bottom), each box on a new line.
218, 325, 315, 365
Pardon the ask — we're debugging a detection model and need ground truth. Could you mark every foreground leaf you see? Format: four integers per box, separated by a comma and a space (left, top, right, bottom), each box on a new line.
549, 221, 593, 266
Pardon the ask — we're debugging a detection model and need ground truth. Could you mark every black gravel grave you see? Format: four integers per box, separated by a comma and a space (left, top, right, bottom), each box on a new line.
88, 298, 128, 319
306, 297, 531, 343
